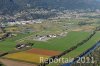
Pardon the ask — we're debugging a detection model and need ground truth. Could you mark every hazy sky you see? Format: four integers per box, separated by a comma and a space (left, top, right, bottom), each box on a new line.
96, 0, 100, 1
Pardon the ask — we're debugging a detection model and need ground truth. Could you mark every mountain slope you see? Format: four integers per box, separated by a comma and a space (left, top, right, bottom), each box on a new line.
0, 0, 19, 14
0, 0, 100, 14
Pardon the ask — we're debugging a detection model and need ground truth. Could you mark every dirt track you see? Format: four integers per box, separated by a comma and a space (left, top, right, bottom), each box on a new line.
0, 58, 37, 66
27, 48, 61, 56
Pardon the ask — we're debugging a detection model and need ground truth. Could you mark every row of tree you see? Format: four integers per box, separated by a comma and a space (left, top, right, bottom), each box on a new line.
0, 32, 11, 41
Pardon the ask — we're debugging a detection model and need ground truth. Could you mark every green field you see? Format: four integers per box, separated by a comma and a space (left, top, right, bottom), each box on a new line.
47, 31, 100, 66
32, 31, 90, 51
0, 31, 90, 52
0, 30, 100, 66
0, 33, 33, 52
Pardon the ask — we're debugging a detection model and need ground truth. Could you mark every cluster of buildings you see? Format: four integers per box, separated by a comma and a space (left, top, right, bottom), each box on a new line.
34, 34, 57, 41
36, 34, 57, 41
7, 19, 43, 26
34, 32, 67, 41
16, 43, 34, 49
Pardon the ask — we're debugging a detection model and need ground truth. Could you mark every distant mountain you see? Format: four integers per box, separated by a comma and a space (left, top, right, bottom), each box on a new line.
0, 0, 100, 15
0, 0, 19, 14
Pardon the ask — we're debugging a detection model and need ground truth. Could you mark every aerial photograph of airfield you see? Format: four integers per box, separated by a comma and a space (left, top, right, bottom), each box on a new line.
0, 0, 100, 66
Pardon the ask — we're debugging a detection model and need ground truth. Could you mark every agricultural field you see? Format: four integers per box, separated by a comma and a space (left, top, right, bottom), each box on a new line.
2, 31, 100, 66
0, 33, 34, 52
47, 31, 100, 66
4, 48, 61, 64
32, 31, 90, 51
2, 31, 91, 65
4, 52, 49, 64
0, 18, 100, 66
1, 1, 100, 66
